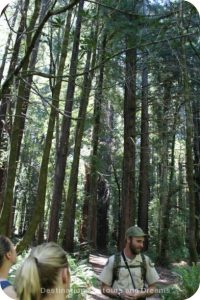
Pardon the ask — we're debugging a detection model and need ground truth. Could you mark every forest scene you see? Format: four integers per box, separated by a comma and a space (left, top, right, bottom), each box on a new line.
0, 0, 200, 299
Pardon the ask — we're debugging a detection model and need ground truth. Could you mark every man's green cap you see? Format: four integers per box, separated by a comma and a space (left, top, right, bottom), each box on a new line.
125, 226, 148, 237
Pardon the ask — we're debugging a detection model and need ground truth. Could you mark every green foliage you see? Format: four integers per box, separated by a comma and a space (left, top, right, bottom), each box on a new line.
50, 16, 65, 28
68, 256, 97, 299
168, 217, 189, 262
161, 265, 200, 300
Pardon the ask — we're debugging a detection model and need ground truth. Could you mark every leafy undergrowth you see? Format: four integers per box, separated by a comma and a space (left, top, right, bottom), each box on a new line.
68, 256, 97, 299
161, 264, 200, 300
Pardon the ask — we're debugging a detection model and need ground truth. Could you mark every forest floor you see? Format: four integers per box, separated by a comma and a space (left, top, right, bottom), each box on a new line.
86, 254, 180, 300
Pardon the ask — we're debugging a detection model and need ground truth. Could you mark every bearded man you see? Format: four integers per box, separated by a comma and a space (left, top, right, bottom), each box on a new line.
99, 226, 160, 300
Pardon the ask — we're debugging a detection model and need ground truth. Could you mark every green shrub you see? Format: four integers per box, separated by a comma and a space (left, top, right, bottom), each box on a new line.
68, 256, 97, 299
161, 264, 200, 300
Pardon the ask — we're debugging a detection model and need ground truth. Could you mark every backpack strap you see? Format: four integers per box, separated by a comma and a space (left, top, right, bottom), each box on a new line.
111, 252, 121, 287
0, 280, 12, 290
141, 253, 147, 288
122, 251, 136, 289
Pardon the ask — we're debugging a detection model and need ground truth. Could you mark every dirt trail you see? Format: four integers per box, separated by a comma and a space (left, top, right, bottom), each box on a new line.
86, 254, 178, 300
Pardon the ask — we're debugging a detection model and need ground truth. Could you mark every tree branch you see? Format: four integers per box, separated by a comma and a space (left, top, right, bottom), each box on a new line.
85, 0, 178, 19
188, 38, 200, 61
0, 0, 80, 98
24, 31, 198, 80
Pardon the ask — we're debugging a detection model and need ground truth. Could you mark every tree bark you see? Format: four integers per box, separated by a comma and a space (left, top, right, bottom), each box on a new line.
59, 31, 98, 251
0, 0, 30, 205
97, 174, 110, 252
87, 33, 107, 249
45, 7, 73, 242
157, 79, 171, 265
0, 0, 30, 139
0, 3, 19, 84
120, 44, 137, 247
96, 96, 113, 251
181, 2, 198, 263
79, 164, 91, 243
49, 0, 85, 247
16, 2, 79, 254
0, 0, 41, 235
138, 51, 150, 250
192, 98, 200, 254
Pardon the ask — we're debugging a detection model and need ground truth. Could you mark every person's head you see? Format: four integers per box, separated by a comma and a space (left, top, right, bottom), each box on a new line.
0, 235, 17, 269
15, 242, 70, 300
125, 226, 147, 255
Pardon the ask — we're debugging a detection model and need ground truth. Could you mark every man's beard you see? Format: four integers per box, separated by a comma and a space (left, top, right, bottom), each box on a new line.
129, 244, 141, 255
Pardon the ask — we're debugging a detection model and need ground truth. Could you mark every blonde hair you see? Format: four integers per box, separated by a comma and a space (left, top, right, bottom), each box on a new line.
15, 242, 68, 300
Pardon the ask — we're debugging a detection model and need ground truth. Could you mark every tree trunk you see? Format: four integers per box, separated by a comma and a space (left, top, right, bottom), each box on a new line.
157, 79, 171, 265
0, 0, 30, 141
184, 74, 198, 264
181, 2, 198, 263
16, 2, 79, 254
10, 0, 50, 233
0, 0, 41, 235
0, 3, 19, 84
60, 50, 93, 251
111, 154, 121, 249
60, 33, 98, 251
120, 43, 137, 247
138, 51, 150, 249
97, 91, 114, 253
87, 33, 107, 249
192, 98, 200, 254
48, 0, 85, 247
44, 7, 73, 242
96, 98, 113, 251
97, 175, 110, 252
79, 164, 91, 243
0, 0, 30, 204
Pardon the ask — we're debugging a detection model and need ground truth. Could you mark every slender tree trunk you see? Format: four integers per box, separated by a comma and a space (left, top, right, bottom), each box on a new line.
0, 0, 41, 235
97, 174, 110, 252
0, 0, 79, 101
79, 164, 91, 243
44, 7, 73, 242
96, 97, 113, 251
60, 50, 93, 251
10, 0, 50, 233
49, 0, 85, 247
16, 4, 76, 254
138, 51, 150, 248
0, 0, 30, 204
157, 80, 172, 265
0, 165, 4, 207
0, 3, 19, 84
192, 98, 200, 254
60, 33, 98, 251
36, 219, 44, 244
112, 154, 121, 249
18, 192, 27, 236
0, 0, 30, 141
180, 2, 198, 263
87, 34, 107, 249
184, 78, 198, 263
120, 43, 137, 248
